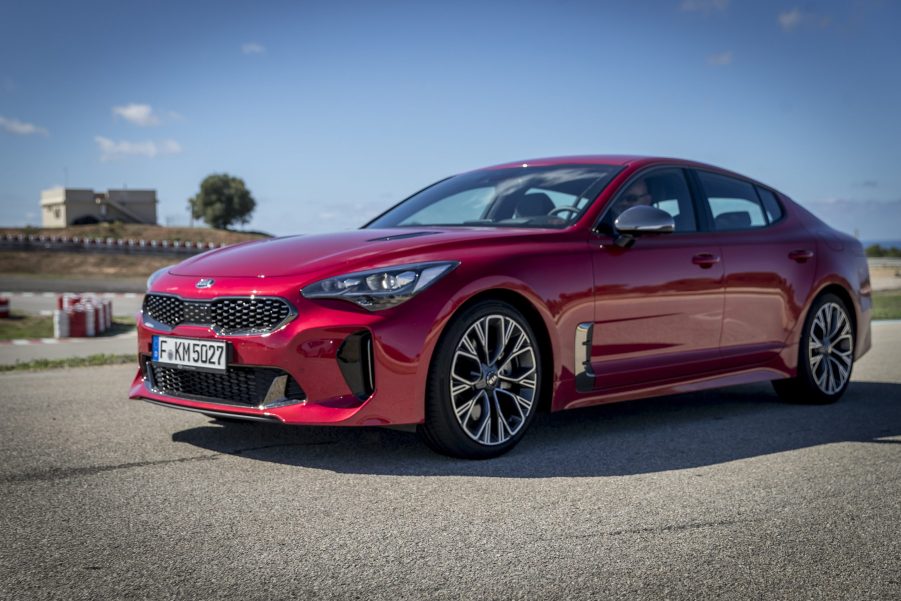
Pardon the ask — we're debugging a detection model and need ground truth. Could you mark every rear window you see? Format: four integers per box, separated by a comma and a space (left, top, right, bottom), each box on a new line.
756, 187, 784, 223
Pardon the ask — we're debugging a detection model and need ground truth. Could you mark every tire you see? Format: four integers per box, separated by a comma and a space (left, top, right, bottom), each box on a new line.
772, 292, 855, 404
418, 300, 542, 459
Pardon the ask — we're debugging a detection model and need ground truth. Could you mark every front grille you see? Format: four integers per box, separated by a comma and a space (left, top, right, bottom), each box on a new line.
146, 361, 305, 407
143, 294, 293, 334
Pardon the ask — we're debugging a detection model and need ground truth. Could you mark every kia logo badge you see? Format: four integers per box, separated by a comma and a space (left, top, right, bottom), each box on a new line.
195, 278, 215, 289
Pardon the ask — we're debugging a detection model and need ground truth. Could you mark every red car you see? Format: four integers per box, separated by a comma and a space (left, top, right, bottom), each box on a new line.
131, 156, 872, 458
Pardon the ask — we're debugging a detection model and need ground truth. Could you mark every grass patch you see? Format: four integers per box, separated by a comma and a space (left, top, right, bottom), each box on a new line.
0, 353, 135, 372
0, 311, 53, 339
873, 289, 901, 320
0, 250, 172, 279
0, 313, 135, 340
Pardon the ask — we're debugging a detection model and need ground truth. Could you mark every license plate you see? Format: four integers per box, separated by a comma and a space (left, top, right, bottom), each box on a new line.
152, 336, 228, 373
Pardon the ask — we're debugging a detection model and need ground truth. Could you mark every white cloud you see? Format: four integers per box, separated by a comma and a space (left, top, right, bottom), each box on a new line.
241, 42, 266, 55
0, 115, 48, 136
94, 136, 182, 161
680, 0, 729, 13
778, 8, 831, 31
707, 50, 733, 66
778, 8, 803, 31
112, 103, 161, 126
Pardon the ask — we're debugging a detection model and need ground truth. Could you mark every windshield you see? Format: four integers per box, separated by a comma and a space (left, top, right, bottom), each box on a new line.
365, 164, 622, 229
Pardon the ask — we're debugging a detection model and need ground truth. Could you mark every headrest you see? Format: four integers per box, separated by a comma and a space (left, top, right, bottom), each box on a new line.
715, 211, 752, 229
516, 193, 555, 217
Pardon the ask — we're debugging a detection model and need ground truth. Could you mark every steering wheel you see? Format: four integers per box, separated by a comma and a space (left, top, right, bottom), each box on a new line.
547, 206, 580, 218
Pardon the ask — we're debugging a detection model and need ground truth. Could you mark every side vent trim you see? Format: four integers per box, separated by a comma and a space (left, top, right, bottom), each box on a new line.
575, 322, 595, 392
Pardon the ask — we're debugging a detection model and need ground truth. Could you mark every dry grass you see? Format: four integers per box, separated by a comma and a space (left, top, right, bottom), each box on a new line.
2, 223, 269, 244
0, 250, 177, 278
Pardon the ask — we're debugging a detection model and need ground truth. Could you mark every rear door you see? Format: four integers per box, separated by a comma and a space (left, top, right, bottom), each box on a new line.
692, 170, 818, 367
587, 167, 725, 390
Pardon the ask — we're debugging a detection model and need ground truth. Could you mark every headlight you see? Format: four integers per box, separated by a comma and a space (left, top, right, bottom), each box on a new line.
146, 265, 173, 291
302, 261, 459, 311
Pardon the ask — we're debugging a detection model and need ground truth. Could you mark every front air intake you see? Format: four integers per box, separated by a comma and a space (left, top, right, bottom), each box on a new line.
337, 331, 375, 400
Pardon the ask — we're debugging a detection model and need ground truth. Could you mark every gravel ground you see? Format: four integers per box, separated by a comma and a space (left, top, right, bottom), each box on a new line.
0, 325, 899, 600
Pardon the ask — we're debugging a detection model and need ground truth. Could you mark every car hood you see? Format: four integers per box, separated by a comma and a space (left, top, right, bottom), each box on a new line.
169, 228, 542, 279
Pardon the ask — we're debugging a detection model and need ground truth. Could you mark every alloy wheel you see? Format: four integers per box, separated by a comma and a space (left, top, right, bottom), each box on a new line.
449, 314, 537, 446
808, 302, 854, 395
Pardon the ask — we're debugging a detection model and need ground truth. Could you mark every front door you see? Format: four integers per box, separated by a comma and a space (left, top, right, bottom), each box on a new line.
587, 168, 725, 390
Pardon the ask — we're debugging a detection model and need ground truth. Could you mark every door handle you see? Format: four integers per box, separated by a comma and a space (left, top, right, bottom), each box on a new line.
692, 253, 720, 269
788, 249, 815, 263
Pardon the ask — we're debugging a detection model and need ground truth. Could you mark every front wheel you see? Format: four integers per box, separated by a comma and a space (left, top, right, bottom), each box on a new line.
418, 301, 541, 459
773, 293, 855, 404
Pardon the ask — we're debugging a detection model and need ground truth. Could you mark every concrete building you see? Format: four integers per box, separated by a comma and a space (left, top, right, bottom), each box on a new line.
40, 188, 158, 227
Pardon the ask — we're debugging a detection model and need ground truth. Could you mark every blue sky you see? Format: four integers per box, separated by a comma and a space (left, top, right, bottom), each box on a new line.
1, 0, 899, 239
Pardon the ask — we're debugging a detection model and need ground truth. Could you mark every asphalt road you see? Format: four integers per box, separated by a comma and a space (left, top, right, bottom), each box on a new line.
1, 324, 899, 600
0, 275, 147, 293
0, 331, 137, 364
0, 291, 144, 317
0, 292, 142, 365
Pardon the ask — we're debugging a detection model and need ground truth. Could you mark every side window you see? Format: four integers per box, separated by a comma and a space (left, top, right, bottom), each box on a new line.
756, 187, 784, 223
698, 171, 767, 230
601, 169, 697, 233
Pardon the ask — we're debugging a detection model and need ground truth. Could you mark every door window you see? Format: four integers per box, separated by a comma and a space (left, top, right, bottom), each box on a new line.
600, 169, 698, 233
697, 171, 768, 230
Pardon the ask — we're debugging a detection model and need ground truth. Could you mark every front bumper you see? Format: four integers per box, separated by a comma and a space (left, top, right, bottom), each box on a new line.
129, 282, 446, 426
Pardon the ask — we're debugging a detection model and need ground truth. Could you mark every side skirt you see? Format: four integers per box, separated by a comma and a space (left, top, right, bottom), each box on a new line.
561, 366, 790, 411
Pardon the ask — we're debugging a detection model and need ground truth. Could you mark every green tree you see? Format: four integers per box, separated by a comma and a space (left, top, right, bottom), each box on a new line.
189, 174, 256, 230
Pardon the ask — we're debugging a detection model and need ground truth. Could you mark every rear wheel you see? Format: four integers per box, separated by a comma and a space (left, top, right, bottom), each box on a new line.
773, 293, 854, 404
418, 301, 541, 459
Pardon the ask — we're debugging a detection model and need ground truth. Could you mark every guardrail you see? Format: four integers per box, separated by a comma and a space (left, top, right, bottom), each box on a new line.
0, 233, 228, 256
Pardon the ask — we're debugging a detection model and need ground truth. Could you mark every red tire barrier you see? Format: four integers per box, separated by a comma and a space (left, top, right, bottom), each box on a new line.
53, 295, 113, 338
0, 296, 9, 319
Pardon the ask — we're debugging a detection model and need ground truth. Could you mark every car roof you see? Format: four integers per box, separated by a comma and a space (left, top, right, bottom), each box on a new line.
479, 155, 719, 170
473, 155, 779, 192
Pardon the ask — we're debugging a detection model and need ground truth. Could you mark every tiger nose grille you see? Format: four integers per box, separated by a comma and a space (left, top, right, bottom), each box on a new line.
144, 294, 186, 326
143, 294, 293, 334
211, 298, 292, 334
146, 362, 305, 407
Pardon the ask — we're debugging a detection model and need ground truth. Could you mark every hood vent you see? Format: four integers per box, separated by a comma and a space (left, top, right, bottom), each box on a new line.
366, 231, 440, 242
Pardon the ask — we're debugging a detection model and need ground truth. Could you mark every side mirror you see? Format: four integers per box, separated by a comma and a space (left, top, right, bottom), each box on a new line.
614, 205, 675, 234
611, 206, 675, 248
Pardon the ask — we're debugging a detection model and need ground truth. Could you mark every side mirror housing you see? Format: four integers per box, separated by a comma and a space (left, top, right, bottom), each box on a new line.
611, 206, 675, 248
614, 205, 675, 234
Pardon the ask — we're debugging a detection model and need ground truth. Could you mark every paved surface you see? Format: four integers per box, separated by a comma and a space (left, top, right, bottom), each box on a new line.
0, 275, 147, 293
1, 325, 899, 600
0, 291, 141, 365
0, 331, 137, 364
0, 291, 144, 317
